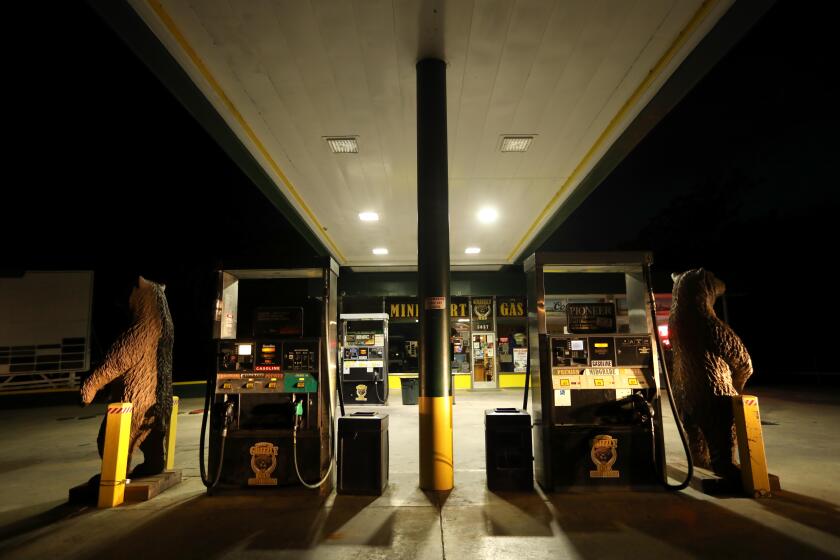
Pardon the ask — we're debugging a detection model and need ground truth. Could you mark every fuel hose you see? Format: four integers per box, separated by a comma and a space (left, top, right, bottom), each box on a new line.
645, 263, 693, 491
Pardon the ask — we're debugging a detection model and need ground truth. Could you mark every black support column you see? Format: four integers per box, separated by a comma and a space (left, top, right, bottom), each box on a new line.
416, 58, 454, 491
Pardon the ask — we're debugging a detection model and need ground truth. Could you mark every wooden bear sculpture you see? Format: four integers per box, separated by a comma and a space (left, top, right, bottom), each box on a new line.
669, 268, 753, 480
81, 276, 174, 477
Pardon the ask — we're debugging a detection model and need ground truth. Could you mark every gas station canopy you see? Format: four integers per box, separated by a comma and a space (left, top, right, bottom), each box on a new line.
110, 0, 753, 267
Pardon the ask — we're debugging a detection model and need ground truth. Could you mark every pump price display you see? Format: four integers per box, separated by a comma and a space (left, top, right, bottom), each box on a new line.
256, 343, 282, 371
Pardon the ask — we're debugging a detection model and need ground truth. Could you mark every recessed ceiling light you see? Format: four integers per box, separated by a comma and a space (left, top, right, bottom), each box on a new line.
359, 211, 379, 222
372, 248, 389, 255
500, 135, 534, 152
477, 207, 498, 223
465, 247, 481, 254
325, 137, 358, 153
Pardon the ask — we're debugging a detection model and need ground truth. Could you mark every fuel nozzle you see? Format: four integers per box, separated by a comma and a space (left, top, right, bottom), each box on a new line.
626, 392, 655, 424
221, 401, 236, 437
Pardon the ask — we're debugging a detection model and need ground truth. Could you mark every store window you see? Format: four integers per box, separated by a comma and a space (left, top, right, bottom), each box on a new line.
450, 296, 470, 373
386, 298, 420, 373
470, 297, 495, 387
496, 297, 528, 373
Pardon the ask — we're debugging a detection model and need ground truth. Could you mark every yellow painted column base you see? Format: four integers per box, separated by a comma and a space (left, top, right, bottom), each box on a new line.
419, 396, 454, 491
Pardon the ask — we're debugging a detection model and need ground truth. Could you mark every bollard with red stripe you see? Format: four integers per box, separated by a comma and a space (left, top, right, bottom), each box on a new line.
98, 402, 133, 508
732, 395, 771, 497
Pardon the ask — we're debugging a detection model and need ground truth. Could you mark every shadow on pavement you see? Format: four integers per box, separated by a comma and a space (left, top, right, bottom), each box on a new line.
758, 489, 840, 537
546, 490, 836, 559
0, 501, 90, 549
484, 489, 553, 537
67, 489, 437, 559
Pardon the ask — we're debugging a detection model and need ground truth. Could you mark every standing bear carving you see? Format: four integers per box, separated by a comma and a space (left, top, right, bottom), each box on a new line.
81, 276, 174, 477
669, 268, 753, 480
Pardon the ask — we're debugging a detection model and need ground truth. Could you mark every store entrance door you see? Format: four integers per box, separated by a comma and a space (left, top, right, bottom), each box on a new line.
472, 332, 497, 389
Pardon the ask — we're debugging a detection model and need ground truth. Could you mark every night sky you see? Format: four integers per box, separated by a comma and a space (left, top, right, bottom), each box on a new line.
543, 0, 839, 378
4, 0, 836, 381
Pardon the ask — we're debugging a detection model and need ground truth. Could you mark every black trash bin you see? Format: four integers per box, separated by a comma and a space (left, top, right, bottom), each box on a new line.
485, 407, 534, 491
400, 377, 419, 405
337, 412, 389, 495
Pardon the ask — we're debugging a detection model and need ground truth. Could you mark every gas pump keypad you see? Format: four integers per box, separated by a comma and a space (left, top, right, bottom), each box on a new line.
615, 336, 653, 367
284, 347, 315, 371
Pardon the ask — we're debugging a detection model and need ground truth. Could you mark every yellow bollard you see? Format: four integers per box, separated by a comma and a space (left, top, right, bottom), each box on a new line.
165, 396, 179, 471
732, 395, 771, 497
98, 402, 133, 508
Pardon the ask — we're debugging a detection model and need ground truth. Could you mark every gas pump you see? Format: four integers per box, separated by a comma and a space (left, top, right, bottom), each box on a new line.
199, 262, 339, 493
524, 252, 691, 491
339, 313, 389, 405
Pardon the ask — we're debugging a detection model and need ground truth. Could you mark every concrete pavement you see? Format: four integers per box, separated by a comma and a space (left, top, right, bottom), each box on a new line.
0, 387, 838, 559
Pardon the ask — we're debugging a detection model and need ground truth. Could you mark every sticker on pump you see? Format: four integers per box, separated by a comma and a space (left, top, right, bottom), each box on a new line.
554, 389, 572, 407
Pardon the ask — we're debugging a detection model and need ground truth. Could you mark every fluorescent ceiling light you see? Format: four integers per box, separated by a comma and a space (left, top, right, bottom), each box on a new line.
325, 137, 358, 153
358, 211, 379, 222
372, 248, 389, 255
500, 135, 534, 152
477, 207, 497, 223
465, 247, 481, 254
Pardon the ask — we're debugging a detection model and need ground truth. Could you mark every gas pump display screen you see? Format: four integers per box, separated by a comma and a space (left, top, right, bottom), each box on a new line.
346, 320, 382, 339
256, 343, 282, 372
615, 336, 653, 367
552, 337, 588, 367
587, 337, 616, 367
253, 307, 303, 337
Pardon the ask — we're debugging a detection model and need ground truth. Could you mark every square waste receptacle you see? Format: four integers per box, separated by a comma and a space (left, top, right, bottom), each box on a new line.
400, 377, 419, 405
337, 412, 389, 495
485, 408, 534, 491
